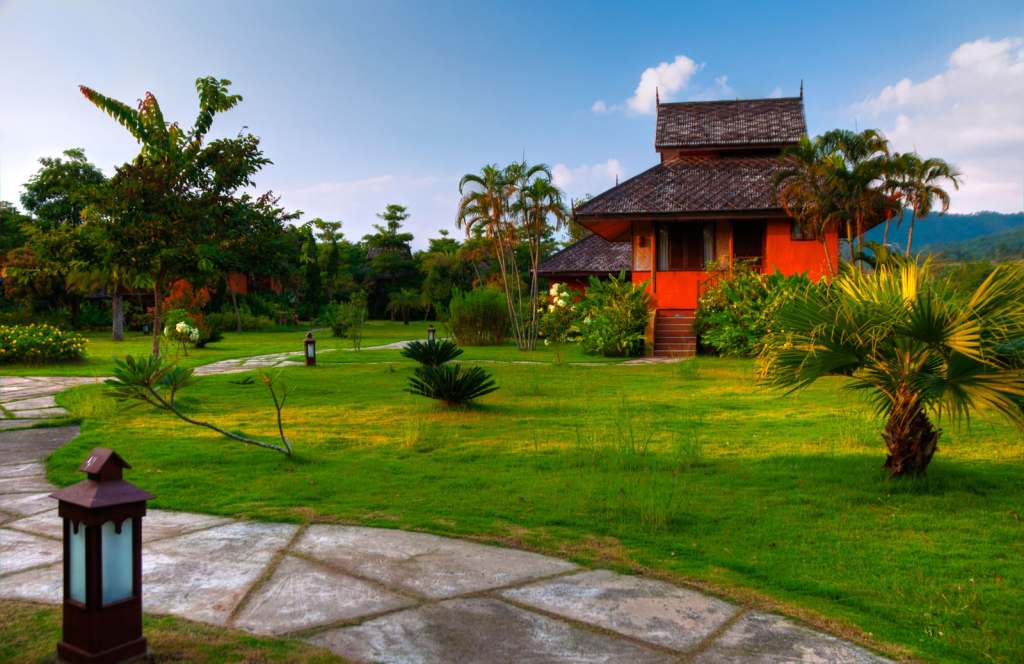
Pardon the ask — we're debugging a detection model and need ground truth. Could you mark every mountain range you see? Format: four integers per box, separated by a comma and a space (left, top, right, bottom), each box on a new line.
863, 211, 1024, 259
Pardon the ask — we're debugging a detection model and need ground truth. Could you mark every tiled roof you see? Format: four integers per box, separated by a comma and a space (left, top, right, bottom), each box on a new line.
575, 156, 783, 217
656, 97, 806, 149
536, 233, 631, 275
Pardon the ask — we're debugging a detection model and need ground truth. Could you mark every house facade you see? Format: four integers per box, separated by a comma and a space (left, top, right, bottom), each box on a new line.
574, 95, 838, 356
536, 233, 631, 293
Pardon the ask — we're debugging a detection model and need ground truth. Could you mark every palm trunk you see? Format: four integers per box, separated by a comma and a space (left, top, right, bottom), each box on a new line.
151, 282, 163, 357
111, 292, 125, 341
230, 290, 242, 332
905, 211, 917, 256
882, 219, 890, 246
882, 389, 940, 477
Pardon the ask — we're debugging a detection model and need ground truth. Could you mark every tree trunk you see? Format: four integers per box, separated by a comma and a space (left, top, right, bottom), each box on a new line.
151, 283, 163, 357
230, 290, 242, 332
111, 293, 125, 341
905, 212, 917, 256
882, 393, 940, 477
882, 219, 890, 246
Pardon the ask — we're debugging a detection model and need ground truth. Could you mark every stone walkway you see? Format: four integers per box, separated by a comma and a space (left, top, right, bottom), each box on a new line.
0, 375, 888, 663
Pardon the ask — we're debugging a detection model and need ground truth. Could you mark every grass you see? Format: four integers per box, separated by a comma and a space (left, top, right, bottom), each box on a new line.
1, 321, 624, 378
39, 356, 1024, 664
0, 600, 342, 663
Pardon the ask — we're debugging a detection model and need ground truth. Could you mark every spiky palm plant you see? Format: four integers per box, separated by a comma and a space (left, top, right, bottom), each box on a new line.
401, 339, 463, 366
760, 260, 1024, 477
406, 364, 499, 406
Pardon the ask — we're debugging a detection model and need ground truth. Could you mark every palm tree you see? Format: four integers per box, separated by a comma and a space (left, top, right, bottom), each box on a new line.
895, 154, 962, 256
775, 136, 840, 275
760, 260, 1024, 477
386, 288, 419, 325
456, 162, 554, 350
520, 177, 568, 343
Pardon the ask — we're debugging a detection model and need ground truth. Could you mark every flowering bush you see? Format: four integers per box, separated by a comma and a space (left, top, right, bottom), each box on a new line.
538, 282, 579, 346
163, 319, 200, 356
0, 324, 86, 364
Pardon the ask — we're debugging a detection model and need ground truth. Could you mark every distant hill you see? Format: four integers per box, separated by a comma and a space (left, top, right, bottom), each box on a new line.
863, 210, 1024, 258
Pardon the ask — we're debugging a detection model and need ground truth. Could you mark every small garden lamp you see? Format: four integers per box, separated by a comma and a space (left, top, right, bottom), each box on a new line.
50, 448, 152, 664
304, 331, 316, 366
427, 325, 436, 343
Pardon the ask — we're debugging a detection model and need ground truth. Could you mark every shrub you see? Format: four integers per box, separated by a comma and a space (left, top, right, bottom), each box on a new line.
447, 287, 510, 346
318, 304, 350, 338
0, 324, 86, 364
577, 272, 651, 357
695, 264, 818, 357
401, 339, 463, 366
406, 364, 498, 406
206, 311, 277, 332
344, 293, 368, 350
538, 282, 580, 346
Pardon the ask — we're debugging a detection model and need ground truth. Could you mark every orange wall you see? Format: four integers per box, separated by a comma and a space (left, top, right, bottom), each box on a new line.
633, 219, 838, 310
763, 219, 838, 280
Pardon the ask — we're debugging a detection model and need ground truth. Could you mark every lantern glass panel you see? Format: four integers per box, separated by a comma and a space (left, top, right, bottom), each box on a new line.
306, 344, 314, 359
101, 519, 133, 605
68, 521, 86, 603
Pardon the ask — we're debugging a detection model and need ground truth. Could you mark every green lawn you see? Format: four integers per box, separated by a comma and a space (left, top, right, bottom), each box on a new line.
40, 356, 1024, 663
0, 600, 342, 663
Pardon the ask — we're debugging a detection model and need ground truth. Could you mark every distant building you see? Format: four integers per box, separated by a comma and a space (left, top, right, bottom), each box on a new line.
536, 233, 631, 293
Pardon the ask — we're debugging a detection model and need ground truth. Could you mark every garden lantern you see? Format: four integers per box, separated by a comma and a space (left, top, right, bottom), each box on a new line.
427, 325, 436, 343
50, 448, 152, 664
304, 332, 316, 366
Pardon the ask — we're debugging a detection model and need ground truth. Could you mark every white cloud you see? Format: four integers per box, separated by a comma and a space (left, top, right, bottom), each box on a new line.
594, 54, 739, 115
853, 36, 1024, 212
552, 159, 624, 200
280, 174, 460, 249
768, 86, 783, 98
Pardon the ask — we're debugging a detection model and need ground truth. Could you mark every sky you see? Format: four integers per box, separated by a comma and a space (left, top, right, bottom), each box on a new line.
1, 0, 1023, 248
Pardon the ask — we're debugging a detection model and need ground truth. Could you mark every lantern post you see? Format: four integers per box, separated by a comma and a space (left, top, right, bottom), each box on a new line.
427, 325, 436, 343
304, 332, 316, 366
51, 448, 152, 664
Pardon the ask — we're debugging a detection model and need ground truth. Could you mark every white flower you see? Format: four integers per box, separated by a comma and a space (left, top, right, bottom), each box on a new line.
548, 304, 555, 312
549, 283, 560, 296
556, 299, 566, 308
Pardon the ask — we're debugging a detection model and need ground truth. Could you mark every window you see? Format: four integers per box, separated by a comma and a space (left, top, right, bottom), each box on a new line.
790, 220, 813, 241
657, 223, 715, 270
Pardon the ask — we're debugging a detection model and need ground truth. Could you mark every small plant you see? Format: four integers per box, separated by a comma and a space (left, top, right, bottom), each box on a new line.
576, 272, 651, 357
406, 364, 498, 406
163, 319, 200, 356
401, 339, 463, 366
447, 287, 510, 345
104, 355, 294, 457
539, 282, 580, 362
402, 337, 497, 406
346, 292, 368, 351
0, 324, 86, 364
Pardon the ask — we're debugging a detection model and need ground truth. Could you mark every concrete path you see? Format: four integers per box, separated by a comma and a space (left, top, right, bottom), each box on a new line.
0, 377, 888, 663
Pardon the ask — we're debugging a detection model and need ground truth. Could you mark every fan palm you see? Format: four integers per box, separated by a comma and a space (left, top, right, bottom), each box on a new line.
760, 260, 1024, 477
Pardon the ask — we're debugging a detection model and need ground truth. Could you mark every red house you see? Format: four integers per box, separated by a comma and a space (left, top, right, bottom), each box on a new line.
574, 95, 838, 357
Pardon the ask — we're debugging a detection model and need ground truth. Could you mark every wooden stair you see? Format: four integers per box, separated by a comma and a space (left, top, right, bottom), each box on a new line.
654, 309, 696, 357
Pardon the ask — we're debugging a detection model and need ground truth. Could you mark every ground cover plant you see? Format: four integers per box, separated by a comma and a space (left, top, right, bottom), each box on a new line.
0, 600, 341, 663
48, 358, 1024, 664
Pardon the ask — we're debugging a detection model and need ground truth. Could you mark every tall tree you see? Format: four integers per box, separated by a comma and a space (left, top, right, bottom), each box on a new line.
81, 77, 269, 355
457, 162, 559, 350
893, 153, 962, 256
300, 225, 324, 317
520, 177, 568, 343
0, 201, 29, 261
774, 136, 839, 275
363, 205, 416, 317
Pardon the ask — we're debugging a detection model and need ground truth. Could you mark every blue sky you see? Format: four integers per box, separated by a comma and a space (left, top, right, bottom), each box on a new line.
2, 0, 1023, 247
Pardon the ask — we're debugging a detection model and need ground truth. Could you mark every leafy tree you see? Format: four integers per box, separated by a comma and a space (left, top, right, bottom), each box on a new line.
0, 201, 30, 261
80, 77, 269, 355
299, 225, 325, 317
386, 288, 419, 324
519, 177, 568, 344
363, 205, 416, 317
760, 260, 1024, 477
20, 148, 105, 231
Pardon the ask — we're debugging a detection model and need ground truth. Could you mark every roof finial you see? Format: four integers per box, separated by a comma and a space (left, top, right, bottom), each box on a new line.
655, 86, 660, 106
799, 79, 804, 99
615, 174, 619, 186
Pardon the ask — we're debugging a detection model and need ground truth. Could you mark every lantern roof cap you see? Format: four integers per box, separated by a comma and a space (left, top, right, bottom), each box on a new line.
51, 479, 154, 509
79, 448, 130, 476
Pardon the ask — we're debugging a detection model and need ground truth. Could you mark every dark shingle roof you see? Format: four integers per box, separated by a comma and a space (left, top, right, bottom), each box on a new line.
575, 156, 783, 217
537, 233, 631, 275
656, 97, 806, 149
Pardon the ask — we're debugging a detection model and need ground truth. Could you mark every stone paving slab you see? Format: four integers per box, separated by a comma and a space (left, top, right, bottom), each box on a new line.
501, 569, 739, 653
691, 611, 891, 663
0, 563, 61, 602
142, 521, 298, 625
0, 492, 55, 516
3, 395, 57, 409
0, 426, 79, 463
308, 597, 676, 664
0, 461, 45, 478
0, 420, 40, 431
235, 555, 416, 635
4, 508, 60, 539
0, 528, 62, 576
6, 407, 67, 419
0, 475, 54, 493
294, 525, 577, 599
